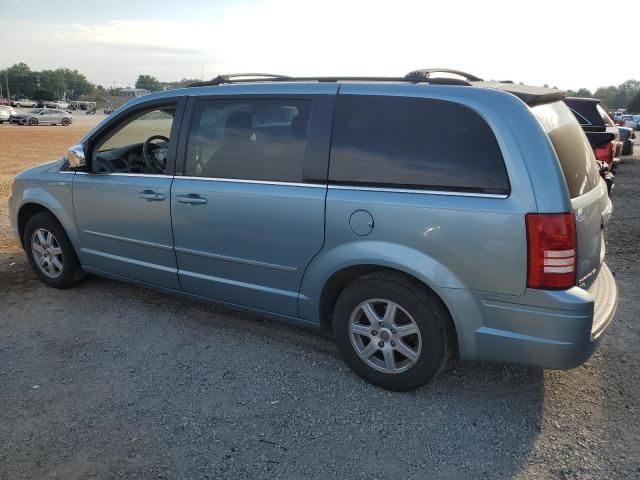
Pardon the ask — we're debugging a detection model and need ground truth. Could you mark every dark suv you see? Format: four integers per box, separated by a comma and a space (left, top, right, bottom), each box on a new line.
564, 97, 622, 164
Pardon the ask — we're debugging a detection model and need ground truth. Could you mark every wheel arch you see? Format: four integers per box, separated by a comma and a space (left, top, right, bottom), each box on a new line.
16, 193, 81, 255
18, 203, 60, 248
299, 242, 462, 351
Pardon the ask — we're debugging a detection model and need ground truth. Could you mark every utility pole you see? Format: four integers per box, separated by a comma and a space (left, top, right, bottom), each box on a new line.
5, 71, 10, 104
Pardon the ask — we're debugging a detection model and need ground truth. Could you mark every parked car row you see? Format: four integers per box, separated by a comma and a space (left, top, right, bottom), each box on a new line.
565, 96, 639, 195
613, 111, 640, 130
8, 69, 619, 391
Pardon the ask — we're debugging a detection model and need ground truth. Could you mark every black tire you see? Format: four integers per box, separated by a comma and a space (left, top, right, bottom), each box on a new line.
61, 118, 70, 126
332, 271, 452, 391
29, 117, 38, 126
23, 212, 84, 289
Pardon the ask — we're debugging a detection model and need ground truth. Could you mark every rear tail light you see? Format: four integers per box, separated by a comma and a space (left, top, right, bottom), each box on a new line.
526, 213, 577, 289
594, 142, 614, 165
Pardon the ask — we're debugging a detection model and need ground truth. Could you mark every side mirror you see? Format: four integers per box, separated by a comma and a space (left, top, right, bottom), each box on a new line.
67, 144, 86, 168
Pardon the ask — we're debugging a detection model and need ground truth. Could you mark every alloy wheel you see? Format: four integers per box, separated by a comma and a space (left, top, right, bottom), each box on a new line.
349, 298, 422, 374
31, 228, 64, 278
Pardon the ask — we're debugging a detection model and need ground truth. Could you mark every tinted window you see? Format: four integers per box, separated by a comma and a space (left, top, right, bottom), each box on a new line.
533, 101, 600, 199
569, 108, 590, 126
185, 99, 311, 182
329, 95, 509, 194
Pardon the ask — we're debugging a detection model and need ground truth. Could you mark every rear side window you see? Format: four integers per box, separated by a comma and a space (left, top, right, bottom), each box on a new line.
329, 95, 509, 194
532, 101, 600, 199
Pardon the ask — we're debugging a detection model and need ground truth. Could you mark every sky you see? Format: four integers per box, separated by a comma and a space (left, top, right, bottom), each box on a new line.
0, 0, 634, 91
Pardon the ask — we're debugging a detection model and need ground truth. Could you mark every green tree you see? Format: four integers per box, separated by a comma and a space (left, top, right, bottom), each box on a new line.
593, 86, 619, 109
32, 89, 56, 101
135, 74, 162, 92
574, 88, 592, 98
628, 93, 640, 113
0, 63, 94, 100
1, 63, 37, 98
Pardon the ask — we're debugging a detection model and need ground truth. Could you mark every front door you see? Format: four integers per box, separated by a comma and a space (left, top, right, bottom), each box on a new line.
73, 101, 183, 289
171, 95, 333, 317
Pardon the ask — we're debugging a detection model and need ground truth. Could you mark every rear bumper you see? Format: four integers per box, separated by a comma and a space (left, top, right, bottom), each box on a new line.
442, 263, 618, 369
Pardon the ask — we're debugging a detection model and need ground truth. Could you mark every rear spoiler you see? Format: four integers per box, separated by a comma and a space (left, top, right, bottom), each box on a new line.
471, 81, 567, 106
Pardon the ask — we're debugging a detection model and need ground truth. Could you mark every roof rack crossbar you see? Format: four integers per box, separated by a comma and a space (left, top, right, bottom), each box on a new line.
405, 68, 484, 82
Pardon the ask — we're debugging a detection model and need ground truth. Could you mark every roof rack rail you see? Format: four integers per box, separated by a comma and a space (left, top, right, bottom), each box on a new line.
405, 68, 484, 82
187, 74, 472, 87
188, 73, 292, 87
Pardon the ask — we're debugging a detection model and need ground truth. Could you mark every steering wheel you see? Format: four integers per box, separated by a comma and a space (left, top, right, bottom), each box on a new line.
142, 135, 170, 173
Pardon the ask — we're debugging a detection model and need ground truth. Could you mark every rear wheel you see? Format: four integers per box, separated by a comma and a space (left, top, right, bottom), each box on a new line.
61, 118, 70, 126
24, 212, 84, 289
332, 272, 452, 391
28, 117, 38, 126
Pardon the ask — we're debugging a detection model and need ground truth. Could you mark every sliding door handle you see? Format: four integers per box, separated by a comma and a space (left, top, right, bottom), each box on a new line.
176, 194, 207, 205
138, 190, 165, 201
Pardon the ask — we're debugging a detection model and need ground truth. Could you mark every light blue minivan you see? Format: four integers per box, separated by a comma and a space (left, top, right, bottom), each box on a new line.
9, 70, 618, 390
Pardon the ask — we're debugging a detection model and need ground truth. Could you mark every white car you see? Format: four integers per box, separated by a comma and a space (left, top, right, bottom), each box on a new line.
9, 108, 73, 126
0, 105, 18, 123
11, 99, 37, 108
45, 100, 70, 109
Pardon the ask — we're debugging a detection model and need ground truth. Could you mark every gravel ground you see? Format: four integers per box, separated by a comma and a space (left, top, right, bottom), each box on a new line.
0, 145, 639, 479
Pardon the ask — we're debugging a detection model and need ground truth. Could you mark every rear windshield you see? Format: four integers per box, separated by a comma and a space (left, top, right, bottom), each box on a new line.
596, 104, 614, 126
532, 101, 600, 199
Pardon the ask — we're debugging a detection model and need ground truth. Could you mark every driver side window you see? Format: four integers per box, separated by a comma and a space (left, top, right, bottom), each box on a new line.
93, 107, 175, 175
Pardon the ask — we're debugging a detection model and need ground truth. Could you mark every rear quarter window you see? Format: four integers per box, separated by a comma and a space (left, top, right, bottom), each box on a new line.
532, 101, 600, 199
329, 95, 510, 194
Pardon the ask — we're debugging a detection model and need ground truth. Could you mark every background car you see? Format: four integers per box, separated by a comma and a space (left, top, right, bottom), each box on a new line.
10, 108, 73, 126
565, 97, 621, 171
11, 98, 37, 108
0, 105, 18, 123
619, 126, 636, 155
623, 114, 640, 130
45, 100, 69, 109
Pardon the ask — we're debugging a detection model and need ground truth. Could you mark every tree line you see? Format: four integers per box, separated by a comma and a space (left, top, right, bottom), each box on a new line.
565, 79, 640, 112
2, 63, 640, 112
134, 74, 201, 92
0, 63, 95, 101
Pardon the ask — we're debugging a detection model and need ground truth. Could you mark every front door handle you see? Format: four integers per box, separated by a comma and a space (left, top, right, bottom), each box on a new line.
138, 190, 165, 201
176, 194, 207, 205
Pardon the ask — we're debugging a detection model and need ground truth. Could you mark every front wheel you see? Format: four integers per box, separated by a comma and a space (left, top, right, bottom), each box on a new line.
28, 117, 38, 126
24, 212, 84, 289
61, 118, 70, 126
332, 272, 452, 391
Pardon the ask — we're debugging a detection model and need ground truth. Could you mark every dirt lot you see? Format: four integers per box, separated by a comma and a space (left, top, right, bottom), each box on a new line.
0, 120, 639, 479
0, 113, 103, 251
